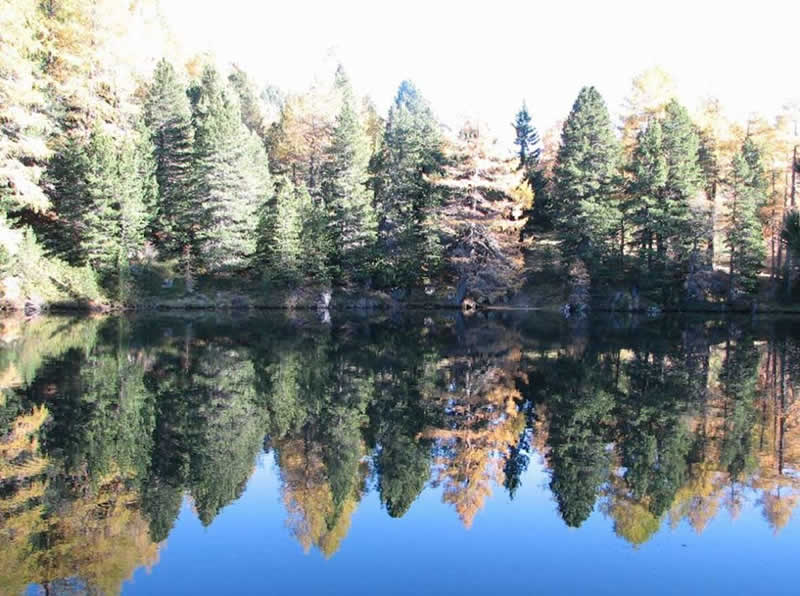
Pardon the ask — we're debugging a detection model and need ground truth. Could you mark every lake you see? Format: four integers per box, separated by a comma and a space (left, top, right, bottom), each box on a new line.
2, 311, 799, 595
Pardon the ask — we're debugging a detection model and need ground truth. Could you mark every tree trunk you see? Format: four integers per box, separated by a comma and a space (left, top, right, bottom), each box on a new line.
729, 188, 737, 302
706, 180, 716, 267
183, 244, 194, 294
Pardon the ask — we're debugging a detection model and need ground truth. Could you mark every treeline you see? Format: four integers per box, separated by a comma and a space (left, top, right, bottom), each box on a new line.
517, 71, 800, 307
1, 0, 447, 301
3, 2, 799, 306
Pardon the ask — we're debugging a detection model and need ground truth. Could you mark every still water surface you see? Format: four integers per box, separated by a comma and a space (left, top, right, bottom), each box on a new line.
2, 312, 799, 595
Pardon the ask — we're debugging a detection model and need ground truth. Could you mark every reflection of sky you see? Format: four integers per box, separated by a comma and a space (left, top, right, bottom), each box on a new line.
121, 455, 800, 596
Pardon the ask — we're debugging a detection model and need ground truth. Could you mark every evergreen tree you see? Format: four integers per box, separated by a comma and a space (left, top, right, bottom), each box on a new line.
512, 101, 541, 170
46, 128, 119, 273
628, 119, 668, 272
228, 65, 269, 143
81, 130, 120, 273
527, 167, 553, 229
553, 86, 621, 268
372, 81, 445, 287
656, 99, 702, 272
42, 133, 91, 263
115, 119, 158, 298
45, 123, 155, 294
142, 59, 195, 259
191, 65, 270, 274
261, 177, 328, 283
696, 128, 719, 266
725, 138, 767, 295
320, 77, 377, 284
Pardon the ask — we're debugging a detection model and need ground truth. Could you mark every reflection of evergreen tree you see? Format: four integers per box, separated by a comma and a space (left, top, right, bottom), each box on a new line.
503, 424, 532, 500
368, 324, 439, 518
254, 326, 375, 552
20, 319, 154, 487
540, 355, 615, 527
718, 331, 760, 481
617, 349, 692, 516
144, 323, 267, 527
187, 344, 264, 525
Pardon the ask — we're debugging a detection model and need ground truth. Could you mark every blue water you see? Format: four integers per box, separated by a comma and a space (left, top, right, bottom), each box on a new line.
121, 456, 799, 596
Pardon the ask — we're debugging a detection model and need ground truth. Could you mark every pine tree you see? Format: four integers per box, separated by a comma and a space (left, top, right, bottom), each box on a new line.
115, 119, 157, 298
553, 86, 620, 268
46, 123, 157, 294
628, 119, 668, 272
142, 59, 195, 257
696, 128, 719, 267
228, 65, 269, 143
320, 77, 377, 284
45, 127, 120, 273
656, 99, 702, 271
725, 138, 766, 295
81, 129, 121, 273
42, 133, 91, 264
512, 101, 541, 170
372, 81, 445, 287
191, 65, 269, 274
261, 177, 328, 283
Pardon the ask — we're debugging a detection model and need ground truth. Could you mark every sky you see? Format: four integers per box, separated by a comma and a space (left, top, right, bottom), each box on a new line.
160, 0, 800, 145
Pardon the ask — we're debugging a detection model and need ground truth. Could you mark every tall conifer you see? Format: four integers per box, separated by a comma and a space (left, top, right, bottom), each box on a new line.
553, 86, 620, 267
143, 59, 195, 256
321, 76, 377, 284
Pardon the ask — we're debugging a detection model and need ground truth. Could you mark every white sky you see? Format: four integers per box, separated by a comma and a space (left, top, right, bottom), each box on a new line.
160, 0, 800, 145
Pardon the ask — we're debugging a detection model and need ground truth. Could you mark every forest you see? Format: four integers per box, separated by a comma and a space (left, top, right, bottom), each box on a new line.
2, 0, 800, 311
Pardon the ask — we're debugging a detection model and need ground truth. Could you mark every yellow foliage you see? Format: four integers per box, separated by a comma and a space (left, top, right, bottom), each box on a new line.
609, 498, 661, 547
277, 438, 364, 558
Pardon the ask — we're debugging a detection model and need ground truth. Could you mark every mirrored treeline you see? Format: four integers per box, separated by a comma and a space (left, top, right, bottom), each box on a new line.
1, 312, 800, 593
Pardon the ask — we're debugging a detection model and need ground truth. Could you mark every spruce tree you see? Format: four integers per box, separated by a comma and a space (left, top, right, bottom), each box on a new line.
320, 78, 377, 284
372, 80, 444, 288
657, 99, 702, 270
628, 119, 668, 272
261, 177, 328, 284
553, 86, 620, 268
81, 129, 120, 273
512, 101, 541, 170
115, 119, 158, 298
46, 127, 120, 273
725, 138, 766, 295
191, 65, 269, 274
228, 65, 269, 143
143, 59, 195, 258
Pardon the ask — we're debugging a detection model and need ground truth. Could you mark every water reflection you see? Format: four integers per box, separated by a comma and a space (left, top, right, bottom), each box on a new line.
1, 312, 799, 593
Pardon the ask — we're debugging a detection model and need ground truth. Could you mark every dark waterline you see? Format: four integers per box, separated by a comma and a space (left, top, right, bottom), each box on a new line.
2, 311, 799, 595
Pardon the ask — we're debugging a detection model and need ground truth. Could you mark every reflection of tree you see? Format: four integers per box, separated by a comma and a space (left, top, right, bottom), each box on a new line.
0, 318, 160, 594
145, 324, 268, 527
718, 331, 760, 482
4, 309, 800, 586
530, 319, 800, 543
256, 328, 373, 556
545, 358, 614, 528
616, 348, 692, 518
276, 437, 367, 558
421, 328, 527, 528
369, 328, 435, 518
